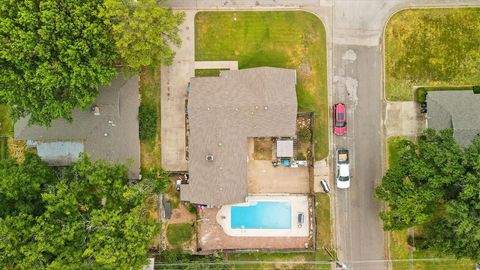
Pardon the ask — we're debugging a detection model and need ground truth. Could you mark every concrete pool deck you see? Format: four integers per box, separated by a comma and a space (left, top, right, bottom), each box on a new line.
216, 195, 309, 237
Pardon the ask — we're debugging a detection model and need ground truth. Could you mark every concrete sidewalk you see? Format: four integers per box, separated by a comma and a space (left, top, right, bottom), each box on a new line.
313, 159, 329, 193
194, 61, 238, 70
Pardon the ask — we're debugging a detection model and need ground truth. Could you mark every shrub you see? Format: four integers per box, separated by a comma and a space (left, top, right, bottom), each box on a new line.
140, 167, 170, 193
473, 85, 480, 94
298, 127, 311, 143
138, 102, 157, 141
186, 203, 198, 217
416, 87, 427, 103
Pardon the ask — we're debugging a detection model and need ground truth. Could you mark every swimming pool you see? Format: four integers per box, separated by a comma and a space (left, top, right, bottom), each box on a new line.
231, 201, 292, 229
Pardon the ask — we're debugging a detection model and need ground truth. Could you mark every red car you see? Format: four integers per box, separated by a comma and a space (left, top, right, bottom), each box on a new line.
334, 103, 347, 136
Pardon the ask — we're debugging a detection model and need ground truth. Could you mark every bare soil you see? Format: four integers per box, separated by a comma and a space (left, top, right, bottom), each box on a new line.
253, 137, 273, 160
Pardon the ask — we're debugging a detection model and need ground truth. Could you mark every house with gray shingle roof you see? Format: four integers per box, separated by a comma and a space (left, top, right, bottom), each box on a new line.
181, 67, 297, 206
14, 75, 141, 179
426, 90, 480, 146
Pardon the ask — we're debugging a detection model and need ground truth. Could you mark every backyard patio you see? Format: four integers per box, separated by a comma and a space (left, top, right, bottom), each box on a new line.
197, 203, 313, 252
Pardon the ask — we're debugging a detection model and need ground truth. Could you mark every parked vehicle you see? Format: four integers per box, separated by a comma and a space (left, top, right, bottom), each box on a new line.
336, 148, 350, 189
334, 103, 347, 136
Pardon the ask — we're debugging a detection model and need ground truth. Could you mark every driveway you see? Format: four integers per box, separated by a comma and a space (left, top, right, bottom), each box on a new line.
385, 102, 426, 138
160, 11, 196, 171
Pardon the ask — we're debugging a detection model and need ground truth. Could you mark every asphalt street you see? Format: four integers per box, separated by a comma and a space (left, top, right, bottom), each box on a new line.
333, 45, 385, 270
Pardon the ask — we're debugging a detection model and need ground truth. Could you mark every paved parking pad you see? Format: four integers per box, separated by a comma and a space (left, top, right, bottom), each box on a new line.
385, 101, 426, 137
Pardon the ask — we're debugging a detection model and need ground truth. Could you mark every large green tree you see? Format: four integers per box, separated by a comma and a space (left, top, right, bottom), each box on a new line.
0, 0, 117, 125
102, 0, 184, 72
376, 129, 480, 262
0, 153, 168, 269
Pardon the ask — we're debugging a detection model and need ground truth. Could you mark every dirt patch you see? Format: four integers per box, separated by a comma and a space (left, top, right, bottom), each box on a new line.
169, 204, 196, 225
253, 138, 273, 160
299, 61, 312, 75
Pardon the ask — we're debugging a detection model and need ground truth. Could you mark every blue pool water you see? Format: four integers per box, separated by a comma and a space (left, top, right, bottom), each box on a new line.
231, 201, 292, 229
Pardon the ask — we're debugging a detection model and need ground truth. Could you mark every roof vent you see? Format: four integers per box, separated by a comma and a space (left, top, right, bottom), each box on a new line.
206, 154, 214, 161
264, 106, 268, 110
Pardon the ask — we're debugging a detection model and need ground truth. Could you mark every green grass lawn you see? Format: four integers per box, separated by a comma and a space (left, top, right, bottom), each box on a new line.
224, 252, 331, 270
387, 138, 475, 270
139, 69, 162, 168
166, 223, 194, 247
194, 69, 227, 77
195, 11, 328, 160
385, 8, 480, 101
387, 136, 405, 166
315, 193, 335, 261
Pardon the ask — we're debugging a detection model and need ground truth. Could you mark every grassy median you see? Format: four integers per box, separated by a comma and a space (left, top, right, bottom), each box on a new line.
195, 11, 329, 160
385, 8, 480, 101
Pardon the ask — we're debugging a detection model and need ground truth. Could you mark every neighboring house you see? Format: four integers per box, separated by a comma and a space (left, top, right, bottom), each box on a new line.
14, 75, 141, 179
426, 90, 480, 146
181, 67, 297, 206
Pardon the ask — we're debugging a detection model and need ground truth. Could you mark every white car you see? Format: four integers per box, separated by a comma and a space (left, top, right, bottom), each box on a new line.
336, 163, 351, 189
336, 149, 351, 189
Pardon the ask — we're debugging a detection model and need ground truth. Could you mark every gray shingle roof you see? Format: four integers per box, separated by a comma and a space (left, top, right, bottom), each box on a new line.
427, 90, 480, 146
14, 75, 140, 179
181, 67, 297, 206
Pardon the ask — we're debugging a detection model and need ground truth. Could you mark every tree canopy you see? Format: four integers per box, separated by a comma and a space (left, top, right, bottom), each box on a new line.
0, 0, 118, 125
102, 0, 184, 72
0, 152, 168, 269
376, 129, 480, 262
